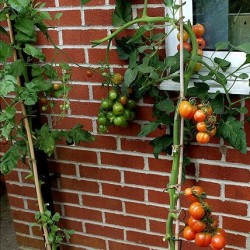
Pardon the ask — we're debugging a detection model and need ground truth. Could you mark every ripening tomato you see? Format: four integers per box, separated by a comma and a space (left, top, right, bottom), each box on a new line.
199, 105, 213, 116
177, 30, 189, 42
189, 202, 205, 220
210, 218, 219, 228
177, 42, 192, 52
197, 37, 206, 49
111, 73, 123, 85
183, 226, 196, 240
214, 228, 226, 237
195, 232, 212, 247
194, 62, 202, 72
196, 132, 210, 144
184, 186, 204, 202
188, 216, 206, 233
192, 23, 205, 38
178, 100, 197, 119
86, 70, 93, 77
53, 83, 60, 90
40, 97, 48, 104
119, 96, 128, 106
198, 48, 203, 56
211, 235, 226, 249
1, 139, 8, 145
196, 122, 207, 132
207, 126, 217, 137
194, 109, 206, 122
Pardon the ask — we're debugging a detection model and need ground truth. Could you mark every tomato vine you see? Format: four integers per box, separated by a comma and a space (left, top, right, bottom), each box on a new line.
82, 0, 250, 249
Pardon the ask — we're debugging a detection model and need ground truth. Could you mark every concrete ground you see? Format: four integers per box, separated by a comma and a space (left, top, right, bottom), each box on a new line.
0, 192, 19, 250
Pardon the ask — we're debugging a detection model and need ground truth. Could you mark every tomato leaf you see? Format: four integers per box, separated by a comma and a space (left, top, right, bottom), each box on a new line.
187, 82, 209, 99
215, 72, 227, 86
80, 0, 92, 5
9, 59, 26, 77
0, 75, 16, 97
214, 57, 231, 72
233, 43, 250, 54
164, 0, 173, 7
215, 41, 230, 50
23, 44, 46, 61
8, 0, 30, 13
238, 73, 248, 79
150, 135, 173, 158
138, 121, 161, 137
217, 117, 247, 154
124, 68, 138, 87
210, 94, 224, 114
112, 0, 132, 27
0, 40, 12, 62
155, 99, 175, 114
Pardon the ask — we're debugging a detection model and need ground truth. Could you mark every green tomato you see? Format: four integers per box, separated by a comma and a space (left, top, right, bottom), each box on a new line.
124, 109, 136, 121
101, 99, 113, 110
98, 124, 108, 133
112, 103, 124, 115
108, 89, 118, 100
127, 99, 137, 110
98, 116, 108, 125
113, 115, 128, 127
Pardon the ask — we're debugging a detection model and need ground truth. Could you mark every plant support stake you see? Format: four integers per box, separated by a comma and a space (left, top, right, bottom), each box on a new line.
5, 4, 52, 250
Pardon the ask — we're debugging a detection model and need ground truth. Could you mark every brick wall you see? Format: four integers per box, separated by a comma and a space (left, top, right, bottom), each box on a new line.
2, 1, 250, 250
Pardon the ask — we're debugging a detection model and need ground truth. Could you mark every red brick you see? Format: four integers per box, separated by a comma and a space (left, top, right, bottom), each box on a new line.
209, 199, 247, 216
149, 219, 165, 234
225, 185, 250, 201
226, 148, 250, 164
92, 84, 110, 100
56, 147, 97, 164
223, 216, 250, 234
107, 122, 142, 137
102, 183, 145, 201
59, 218, 83, 232
4, 170, 19, 182
85, 223, 124, 239
82, 134, 117, 150
70, 101, 100, 116
109, 241, 150, 250
67, 84, 89, 100
83, 195, 122, 211
126, 230, 167, 248
148, 189, 170, 205
79, 166, 121, 182
186, 144, 222, 160
226, 232, 246, 248
34, 0, 55, 7
47, 161, 77, 176
59, 177, 99, 193
126, 201, 167, 219
120, 138, 154, 154
101, 152, 145, 169
136, 105, 155, 121
14, 221, 30, 234
105, 212, 146, 230
66, 233, 106, 249
64, 205, 102, 221
16, 235, 44, 249
148, 157, 172, 172
52, 190, 79, 204
85, 9, 113, 26
62, 29, 108, 45
11, 210, 36, 223
36, 30, 58, 45
50, 10, 82, 26
26, 199, 39, 211
200, 164, 250, 182
71, 66, 104, 82
7, 195, 24, 209
5, 183, 36, 198
125, 171, 168, 188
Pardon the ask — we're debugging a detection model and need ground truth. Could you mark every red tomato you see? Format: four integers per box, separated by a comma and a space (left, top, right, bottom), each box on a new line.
194, 109, 206, 122
86, 70, 93, 77
177, 42, 192, 52
196, 122, 207, 132
214, 228, 226, 237
195, 232, 212, 247
178, 101, 197, 119
1, 139, 8, 145
177, 30, 189, 42
197, 37, 206, 49
183, 226, 196, 240
184, 186, 204, 202
211, 235, 226, 249
198, 104, 213, 116
196, 132, 210, 144
189, 202, 205, 220
210, 218, 219, 228
192, 23, 205, 38
188, 216, 206, 233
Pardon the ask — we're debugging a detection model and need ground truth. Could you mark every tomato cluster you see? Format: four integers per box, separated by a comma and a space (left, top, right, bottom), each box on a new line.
178, 100, 217, 144
97, 78, 137, 133
177, 23, 206, 72
183, 186, 227, 249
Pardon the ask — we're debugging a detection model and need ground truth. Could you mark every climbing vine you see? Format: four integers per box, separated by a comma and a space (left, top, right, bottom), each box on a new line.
82, 0, 250, 249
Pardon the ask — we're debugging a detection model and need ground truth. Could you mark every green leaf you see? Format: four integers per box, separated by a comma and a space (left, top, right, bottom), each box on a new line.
31, 64, 44, 77
155, 99, 175, 114
199, 73, 214, 82
23, 44, 46, 61
112, 0, 132, 27
0, 140, 27, 174
7, 0, 30, 13
214, 57, 231, 72
124, 68, 138, 87
210, 94, 224, 114
217, 117, 246, 154
127, 26, 145, 44
54, 12, 63, 20
149, 135, 173, 158
44, 64, 58, 79
67, 124, 95, 144
215, 72, 227, 86
5, 106, 16, 119
0, 40, 12, 61
138, 121, 160, 137
215, 41, 230, 50
238, 73, 248, 79
81, 0, 92, 5
52, 212, 60, 222
15, 18, 36, 38
36, 125, 56, 156
53, 85, 71, 98
0, 75, 16, 96
233, 43, 250, 54
187, 82, 209, 99
164, 0, 173, 7
137, 64, 154, 74
9, 59, 26, 77
59, 62, 71, 71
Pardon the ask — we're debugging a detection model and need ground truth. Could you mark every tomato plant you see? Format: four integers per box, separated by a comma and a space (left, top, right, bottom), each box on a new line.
192, 23, 205, 38
111, 73, 124, 85
177, 42, 192, 52
178, 100, 197, 119
177, 30, 189, 42
189, 202, 205, 220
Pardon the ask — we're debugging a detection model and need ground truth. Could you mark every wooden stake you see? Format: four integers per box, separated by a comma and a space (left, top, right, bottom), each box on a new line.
4, 4, 52, 250
175, 0, 185, 249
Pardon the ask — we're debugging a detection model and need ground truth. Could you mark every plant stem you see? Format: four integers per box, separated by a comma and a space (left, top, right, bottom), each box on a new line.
143, 0, 148, 17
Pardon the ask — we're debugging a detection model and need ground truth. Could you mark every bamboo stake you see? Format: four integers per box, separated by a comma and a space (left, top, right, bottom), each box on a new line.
4, 4, 52, 250
175, 0, 185, 249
